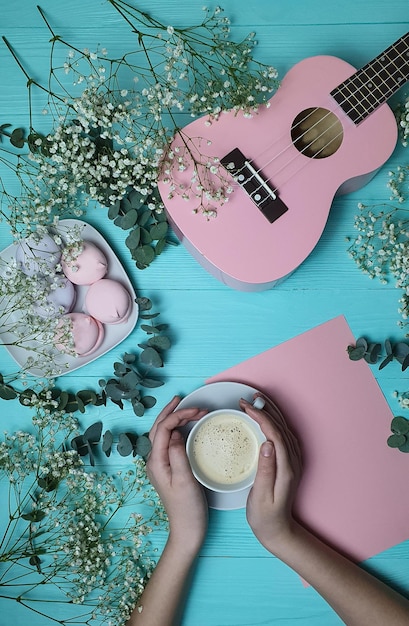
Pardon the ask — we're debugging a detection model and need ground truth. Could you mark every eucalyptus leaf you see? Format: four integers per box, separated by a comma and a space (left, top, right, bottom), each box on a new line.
102, 430, 113, 456
365, 342, 381, 364
137, 210, 151, 227
393, 342, 409, 363
140, 312, 160, 320
10, 127, 25, 148
391, 416, 409, 435
22, 510, 46, 522
105, 381, 127, 401
83, 421, 103, 443
120, 198, 133, 214
38, 476, 60, 492
135, 297, 152, 311
150, 222, 168, 240
121, 208, 138, 229
75, 395, 85, 413
347, 346, 366, 361
125, 227, 141, 249
57, 390, 69, 410
128, 189, 144, 208
141, 324, 159, 334
402, 353, 409, 372
0, 383, 18, 400
356, 337, 368, 350
134, 244, 155, 268
379, 354, 394, 370
140, 347, 163, 368
65, 393, 81, 413
155, 237, 167, 256
29, 555, 42, 567
141, 395, 157, 408
114, 361, 128, 376
76, 390, 98, 406
135, 435, 151, 458
140, 227, 153, 244
398, 438, 409, 453
121, 370, 141, 390
387, 433, 406, 448
108, 201, 120, 219
117, 433, 134, 456
131, 399, 145, 416
147, 335, 171, 350
71, 435, 89, 456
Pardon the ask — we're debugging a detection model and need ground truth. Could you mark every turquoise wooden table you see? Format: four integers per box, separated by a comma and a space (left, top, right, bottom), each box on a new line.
1, 1, 409, 624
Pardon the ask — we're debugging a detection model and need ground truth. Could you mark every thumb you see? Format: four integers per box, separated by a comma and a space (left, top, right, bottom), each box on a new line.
251, 441, 276, 497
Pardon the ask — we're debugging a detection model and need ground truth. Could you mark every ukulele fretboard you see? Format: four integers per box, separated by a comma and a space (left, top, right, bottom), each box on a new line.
331, 32, 409, 124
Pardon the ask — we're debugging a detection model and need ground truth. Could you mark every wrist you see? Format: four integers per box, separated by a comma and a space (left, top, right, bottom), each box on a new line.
166, 530, 204, 561
261, 519, 303, 558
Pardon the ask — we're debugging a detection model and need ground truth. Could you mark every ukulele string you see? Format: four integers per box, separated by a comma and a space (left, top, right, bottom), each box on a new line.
230, 45, 409, 202
230, 113, 343, 201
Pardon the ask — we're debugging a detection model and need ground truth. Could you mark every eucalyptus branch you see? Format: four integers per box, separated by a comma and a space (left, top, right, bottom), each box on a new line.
347, 336, 409, 453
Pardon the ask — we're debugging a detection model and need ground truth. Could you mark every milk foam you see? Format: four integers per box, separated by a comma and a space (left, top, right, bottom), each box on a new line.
192, 413, 259, 485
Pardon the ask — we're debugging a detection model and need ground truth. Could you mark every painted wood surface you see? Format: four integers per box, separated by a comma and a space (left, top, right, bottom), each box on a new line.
0, 1, 409, 624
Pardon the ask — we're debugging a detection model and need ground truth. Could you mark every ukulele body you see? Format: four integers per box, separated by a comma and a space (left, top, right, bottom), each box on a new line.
157, 55, 398, 291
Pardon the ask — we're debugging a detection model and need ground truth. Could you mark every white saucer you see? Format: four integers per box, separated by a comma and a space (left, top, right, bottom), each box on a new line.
178, 381, 261, 511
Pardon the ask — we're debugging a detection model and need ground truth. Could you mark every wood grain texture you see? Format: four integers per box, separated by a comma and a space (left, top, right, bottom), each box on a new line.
1, 0, 409, 624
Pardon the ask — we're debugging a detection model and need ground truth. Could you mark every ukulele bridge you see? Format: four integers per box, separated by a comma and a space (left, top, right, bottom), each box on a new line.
220, 148, 288, 223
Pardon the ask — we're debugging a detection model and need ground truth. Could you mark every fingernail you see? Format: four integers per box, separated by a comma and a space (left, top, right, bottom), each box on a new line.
253, 397, 265, 410
261, 441, 274, 457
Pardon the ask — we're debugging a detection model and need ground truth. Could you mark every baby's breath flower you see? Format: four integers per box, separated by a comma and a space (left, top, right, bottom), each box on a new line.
0, 417, 166, 625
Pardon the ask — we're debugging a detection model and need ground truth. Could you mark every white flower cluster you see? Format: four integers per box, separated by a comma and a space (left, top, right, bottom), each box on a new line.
0, 419, 166, 625
31, 85, 163, 212
1, 3, 279, 235
348, 203, 409, 329
395, 94, 409, 147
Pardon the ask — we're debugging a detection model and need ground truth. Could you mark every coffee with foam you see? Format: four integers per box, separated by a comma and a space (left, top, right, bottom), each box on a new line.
190, 412, 259, 486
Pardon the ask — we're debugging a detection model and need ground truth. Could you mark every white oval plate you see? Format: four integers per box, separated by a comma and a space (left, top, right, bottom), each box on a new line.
0, 219, 138, 377
178, 381, 261, 510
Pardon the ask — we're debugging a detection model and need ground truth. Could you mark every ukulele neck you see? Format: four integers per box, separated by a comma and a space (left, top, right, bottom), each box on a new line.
330, 32, 409, 124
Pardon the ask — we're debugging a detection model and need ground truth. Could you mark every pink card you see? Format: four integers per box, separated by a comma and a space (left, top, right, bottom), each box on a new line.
208, 315, 409, 562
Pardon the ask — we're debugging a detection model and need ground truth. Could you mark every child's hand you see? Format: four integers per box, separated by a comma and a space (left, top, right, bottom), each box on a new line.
240, 395, 302, 554
147, 396, 209, 554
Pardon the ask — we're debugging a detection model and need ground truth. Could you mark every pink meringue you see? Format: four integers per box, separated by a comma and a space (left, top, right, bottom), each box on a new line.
61, 241, 108, 285
85, 278, 132, 324
56, 312, 104, 357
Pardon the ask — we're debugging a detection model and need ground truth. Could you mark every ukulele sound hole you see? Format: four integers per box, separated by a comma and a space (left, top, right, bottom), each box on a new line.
291, 107, 343, 159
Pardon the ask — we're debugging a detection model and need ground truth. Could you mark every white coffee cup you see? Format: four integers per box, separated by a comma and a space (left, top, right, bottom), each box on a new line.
186, 401, 266, 493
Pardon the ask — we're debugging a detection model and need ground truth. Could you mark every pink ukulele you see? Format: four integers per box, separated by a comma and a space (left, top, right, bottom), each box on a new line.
157, 33, 409, 291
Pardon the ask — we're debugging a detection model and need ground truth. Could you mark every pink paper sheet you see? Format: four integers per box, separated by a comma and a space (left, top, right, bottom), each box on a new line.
208, 315, 409, 562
